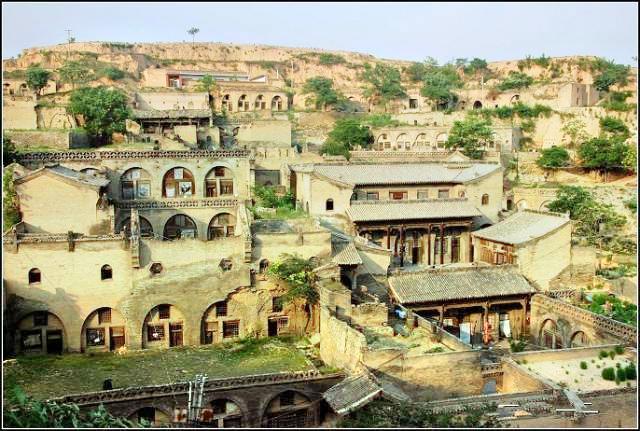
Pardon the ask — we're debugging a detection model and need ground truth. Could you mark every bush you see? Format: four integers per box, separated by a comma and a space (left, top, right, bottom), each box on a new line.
580, 361, 588, 370
100, 66, 125, 81
602, 367, 616, 381
614, 345, 625, 354
496, 71, 534, 91
599, 350, 609, 359
600, 116, 630, 139
609, 351, 616, 360
537, 146, 570, 168
617, 367, 627, 381
625, 364, 636, 380
318, 53, 346, 65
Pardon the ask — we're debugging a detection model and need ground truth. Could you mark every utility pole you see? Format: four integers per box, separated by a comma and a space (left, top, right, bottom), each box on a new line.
65, 29, 72, 59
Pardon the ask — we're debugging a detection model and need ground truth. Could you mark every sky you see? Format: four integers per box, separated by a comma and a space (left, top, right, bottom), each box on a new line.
2, 2, 638, 64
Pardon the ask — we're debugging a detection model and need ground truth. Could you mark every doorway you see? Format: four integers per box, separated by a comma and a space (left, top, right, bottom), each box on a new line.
46, 330, 63, 355
110, 327, 125, 351
169, 323, 183, 347
268, 319, 278, 337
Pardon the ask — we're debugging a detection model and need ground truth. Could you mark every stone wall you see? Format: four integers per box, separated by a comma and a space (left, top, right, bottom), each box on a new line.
3, 97, 37, 129
5, 129, 70, 150
501, 360, 549, 393
350, 302, 388, 327
319, 310, 367, 373
236, 120, 291, 148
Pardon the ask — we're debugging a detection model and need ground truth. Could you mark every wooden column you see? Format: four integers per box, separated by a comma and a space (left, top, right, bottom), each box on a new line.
386, 226, 391, 250
427, 224, 432, 266
440, 223, 445, 265
399, 225, 405, 267
468, 223, 473, 263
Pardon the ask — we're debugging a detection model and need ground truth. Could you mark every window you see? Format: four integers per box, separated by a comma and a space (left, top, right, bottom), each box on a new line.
409, 98, 418, 109
211, 399, 227, 415
98, 308, 112, 324
101, 265, 113, 280
259, 259, 270, 274
325, 199, 334, 211
150, 262, 163, 274
86, 328, 106, 346
28, 268, 41, 284
121, 168, 151, 200
438, 189, 450, 199
458, 190, 466, 198
214, 167, 226, 177
481, 194, 489, 205
215, 301, 228, 317
147, 324, 165, 341
390, 191, 407, 200
162, 167, 195, 198
417, 190, 429, 200
158, 305, 170, 320
280, 391, 295, 406
220, 180, 234, 195
366, 192, 379, 201
272, 296, 284, 313
21, 330, 42, 350
223, 320, 239, 338
33, 312, 48, 327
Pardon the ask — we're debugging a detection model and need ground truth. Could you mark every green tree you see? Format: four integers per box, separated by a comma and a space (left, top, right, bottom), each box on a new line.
25, 64, 52, 95
318, 53, 346, 65
68, 86, 130, 144
537, 146, 570, 168
187, 27, 200, 45
561, 118, 589, 147
623, 146, 637, 173
592, 60, 630, 92
3, 386, 148, 428
100, 66, 125, 81
360, 63, 406, 107
196, 74, 217, 93
578, 137, 630, 172
302, 77, 343, 110
463, 58, 489, 75
3, 165, 21, 231
599, 116, 630, 139
446, 116, 494, 159
321, 118, 373, 159
57, 61, 92, 89
3, 136, 17, 166
420, 63, 463, 109
496, 71, 534, 91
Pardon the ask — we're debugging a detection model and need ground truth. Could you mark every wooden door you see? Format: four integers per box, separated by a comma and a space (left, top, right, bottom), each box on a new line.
109, 327, 125, 351
46, 330, 63, 355
169, 323, 183, 347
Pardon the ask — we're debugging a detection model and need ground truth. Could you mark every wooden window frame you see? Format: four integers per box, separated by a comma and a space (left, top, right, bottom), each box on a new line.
215, 301, 228, 317
158, 305, 171, 320
147, 324, 165, 341
98, 308, 112, 324
222, 320, 239, 338
86, 328, 106, 346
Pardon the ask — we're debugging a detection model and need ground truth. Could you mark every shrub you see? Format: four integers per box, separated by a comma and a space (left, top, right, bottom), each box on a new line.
625, 364, 636, 380
497, 71, 534, 91
318, 53, 346, 65
599, 116, 630, 139
537, 146, 570, 168
100, 66, 125, 81
617, 368, 627, 381
580, 361, 588, 370
609, 351, 616, 360
602, 367, 616, 381
614, 345, 625, 354
509, 338, 527, 352
599, 350, 609, 359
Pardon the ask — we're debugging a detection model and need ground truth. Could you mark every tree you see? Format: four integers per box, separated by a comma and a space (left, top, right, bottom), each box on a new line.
187, 27, 200, 45
320, 118, 373, 159
537, 146, 570, 168
592, 60, 630, 91
3, 386, 148, 428
463, 58, 489, 76
360, 63, 406, 107
445, 116, 494, 159
561, 118, 589, 147
578, 136, 630, 173
3, 165, 20, 231
496, 71, 534, 91
3, 136, 17, 166
196, 74, 217, 93
100, 66, 125, 81
67, 86, 130, 144
599, 116, 630, 140
302, 77, 343, 110
57, 61, 91, 89
25, 64, 52, 95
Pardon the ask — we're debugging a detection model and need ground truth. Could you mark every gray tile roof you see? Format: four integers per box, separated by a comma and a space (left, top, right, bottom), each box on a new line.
314, 162, 500, 186
132, 109, 211, 119
472, 210, 571, 245
347, 199, 481, 222
388, 265, 535, 304
332, 241, 363, 265
16, 165, 109, 189
324, 371, 382, 415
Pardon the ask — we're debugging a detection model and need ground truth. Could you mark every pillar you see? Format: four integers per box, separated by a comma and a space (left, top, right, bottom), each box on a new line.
482, 303, 490, 345
399, 225, 405, 267
427, 224, 432, 266
440, 223, 445, 265
386, 226, 391, 250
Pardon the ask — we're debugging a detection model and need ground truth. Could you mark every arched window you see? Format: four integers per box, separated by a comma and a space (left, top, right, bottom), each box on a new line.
473, 100, 483, 109
259, 259, 270, 274
395, 133, 410, 150
238, 95, 249, 112
121, 168, 152, 200
208, 213, 236, 239
414, 133, 428, 149
28, 268, 41, 284
255, 95, 266, 110
481, 194, 489, 205
162, 167, 195, 198
101, 265, 113, 280
221, 94, 232, 112
376, 134, 391, 151
163, 214, 198, 240
326, 199, 334, 211
271, 95, 283, 111
436, 133, 448, 149
204, 166, 234, 197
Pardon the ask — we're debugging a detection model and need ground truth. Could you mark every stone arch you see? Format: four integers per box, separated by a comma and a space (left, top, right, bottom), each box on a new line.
204, 166, 235, 198
163, 214, 198, 240
221, 94, 232, 111
80, 167, 99, 176
81, 307, 126, 352
142, 304, 186, 349
254, 94, 266, 110
414, 133, 428, 149
238, 94, 250, 112
539, 318, 563, 349
200, 397, 245, 427
127, 406, 172, 426
376, 133, 391, 150
516, 199, 529, 210
271, 95, 283, 111
473, 100, 483, 109
261, 389, 314, 428
208, 212, 236, 239
119, 216, 154, 238
200, 298, 233, 345
28, 267, 41, 284
121, 167, 152, 200
510, 94, 520, 104
162, 167, 195, 198
435, 133, 448, 149
16, 311, 67, 355
395, 133, 410, 150
539, 200, 552, 212
569, 330, 589, 347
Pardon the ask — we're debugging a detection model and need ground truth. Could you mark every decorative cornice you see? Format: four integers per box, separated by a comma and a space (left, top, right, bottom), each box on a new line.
17, 150, 250, 162
114, 198, 238, 209
3, 232, 125, 244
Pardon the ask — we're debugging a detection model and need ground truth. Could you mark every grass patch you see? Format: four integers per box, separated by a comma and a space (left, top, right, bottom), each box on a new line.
3, 336, 312, 401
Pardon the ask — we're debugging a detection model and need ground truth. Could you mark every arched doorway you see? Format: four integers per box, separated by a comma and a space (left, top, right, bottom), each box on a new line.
142, 304, 186, 349
162, 167, 195, 198
119, 216, 154, 238
200, 398, 243, 427
539, 200, 552, 212
540, 319, 562, 349
271, 95, 283, 111
516, 199, 529, 210
81, 307, 126, 352
238, 95, 249, 112
200, 299, 236, 345
163, 214, 197, 240
395, 133, 410, 151
435, 133, 448, 150
204, 166, 234, 198
376, 133, 391, 151
221, 94, 232, 112
16, 311, 66, 355
473, 100, 483, 109
262, 390, 314, 428
414, 133, 428, 149
255, 95, 266, 110
128, 407, 171, 426
208, 213, 236, 239
570, 331, 589, 347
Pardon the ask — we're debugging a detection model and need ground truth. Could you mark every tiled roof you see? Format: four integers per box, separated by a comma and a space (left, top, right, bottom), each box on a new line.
347, 199, 481, 222
313, 162, 500, 186
324, 371, 382, 415
388, 265, 535, 304
15, 164, 109, 189
472, 210, 571, 245
132, 109, 211, 119
332, 241, 363, 265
